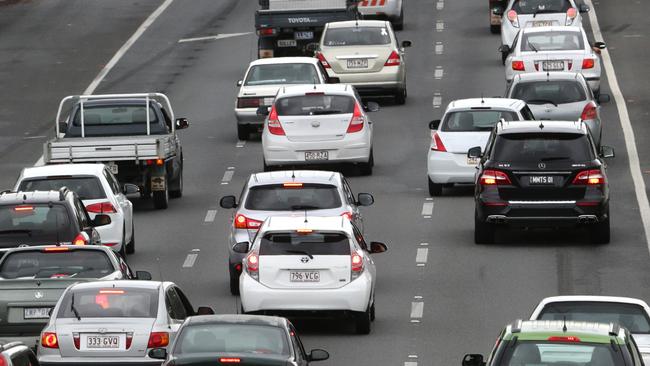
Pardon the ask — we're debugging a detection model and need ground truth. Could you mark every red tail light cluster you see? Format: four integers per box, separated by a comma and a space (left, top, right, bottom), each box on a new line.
384, 51, 401, 66
267, 105, 285, 136
237, 97, 262, 109
507, 10, 519, 27
316, 52, 331, 69
582, 58, 595, 69
479, 170, 512, 185
430, 132, 447, 152
85, 202, 117, 214
147, 332, 169, 348
511, 60, 525, 71
572, 169, 605, 185
565, 8, 577, 25
73, 232, 90, 245
580, 101, 598, 120
347, 103, 365, 133
340, 211, 353, 220
351, 251, 364, 280
41, 332, 59, 349
234, 214, 263, 230
258, 27, 276, 36
73, 332, 80, 349
245, 250, 260, 281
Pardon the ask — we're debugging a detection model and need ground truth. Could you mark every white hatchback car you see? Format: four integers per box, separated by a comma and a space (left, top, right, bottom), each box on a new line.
427, 98, 535, 196
237, 216, 388, 334
261, 84, 378, 175
14, 164, 138, 256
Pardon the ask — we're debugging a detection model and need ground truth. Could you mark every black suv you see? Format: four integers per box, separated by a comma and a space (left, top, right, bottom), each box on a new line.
0, 341, 40, 365
469, 121, 614, 244
0, 188, 111, 252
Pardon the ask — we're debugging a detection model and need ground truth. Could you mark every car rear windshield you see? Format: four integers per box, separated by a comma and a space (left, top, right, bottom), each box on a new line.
0, 249, 114, 279
521, 31, 584, 51
260, 232, 351, 256
512, 0, 572, 14
511, 80, 587, 105
538, 302, 650, 333
500, 341, 624, 366
492, 133, 593, 163
244, 184, 342, 211
323, 26, 391, 46
0, 204, 72, 245
57, 287, 158, 318
67, 105, 169, 137
275, 95, 355, 116
18, 177, 106, 200
441, 110, 519, 132
245, 63, 320, 86
175, 324, 289, 356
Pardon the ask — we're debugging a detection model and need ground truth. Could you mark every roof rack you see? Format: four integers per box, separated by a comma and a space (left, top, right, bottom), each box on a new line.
58, 186, 70, 201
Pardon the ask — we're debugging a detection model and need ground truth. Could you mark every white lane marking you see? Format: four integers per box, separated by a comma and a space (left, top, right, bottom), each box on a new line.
408, 355, 418, 359
23, 135, 47, 140
204, 209, 217, 222
433, 93, 442, 108
420, 242, 429, 246
421, 202, 434, 216
221, 168, 235, 185
182, 253, 198, 268
622, 34, 643, 38
416, 248, 429, 264
436, 21, 444, 32
585, 0, 650, 250
414, 295, 423, 299
410, 302, 424, 318
236, 140, 246, 148
436, 1, 444, 10
405, 362, 418, 366
434, 67, 444, 80
178, 32, 252, 43
435, 42, 444, 55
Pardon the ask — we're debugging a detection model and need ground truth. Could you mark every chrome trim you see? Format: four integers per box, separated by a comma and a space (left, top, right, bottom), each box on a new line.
508, 200, 576, 204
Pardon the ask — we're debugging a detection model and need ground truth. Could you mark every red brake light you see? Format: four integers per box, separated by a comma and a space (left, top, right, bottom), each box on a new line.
267, 105, 285, 136
144, 159, 164, 166
430, 132, 447, 152
73, 333, 80, 349
507, 10, 519, 27
548, 336, 580, 342
246, 250, 260, 280
73, 232, 89, 246
126, 332, 133, 349
147, 332, 169, 348
220, 358, 241, 364
580, 101, 598, 120
347, 103, 364, 133
258, 27, 276, 36
13, 205, 34, 212
41, 332, 59, 348
0, 355, 7, 366
384, 50, 401, 66
283, 182, 303, 188
341, 211, 353, 220
572, 169, 605, 185
296, 228, 313, 234
237, 97, 261, 109
351, 251, 364, 272
234, 214, 263, 230
43, 247, 70, 252
316, 52, 331, 68
566, 7, 577, 19
85, 202, 117, 214
480, 170, 512, 185
99, 289, 125, 294
511, 60, 525, 71
582, 58, 595, 69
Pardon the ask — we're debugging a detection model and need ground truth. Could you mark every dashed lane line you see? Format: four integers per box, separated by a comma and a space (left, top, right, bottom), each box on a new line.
421, 201, 434, 217
434, 67, 444, 80
236, 140, 246, 148
436, 21, 444, 32
410, 302, 424, 319
433, 93, 442, 108
182, 249, 200, 268
416, 248, 429, 264
436, 1, 444, 10
178, 32, 252, 43
221, 167, 235, 185
435, 42, 444, 55
204, 209, 217, 223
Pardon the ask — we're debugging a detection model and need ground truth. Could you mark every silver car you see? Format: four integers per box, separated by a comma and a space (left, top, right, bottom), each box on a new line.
219, 170, 374, 295
506, 72, 610, 146
37, 280, 213, 366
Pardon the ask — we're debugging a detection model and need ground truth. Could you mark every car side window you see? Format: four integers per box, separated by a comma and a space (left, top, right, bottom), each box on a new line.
341, 179, 356, 205
166, 287, 188, 320
103, 169, 121, 195
289, 324, 307, 361
351, 224, 368, 251
520, 105, 535, 120
160, 106, 173, 132
72, 198, 91, 228
175, 287, 195, 316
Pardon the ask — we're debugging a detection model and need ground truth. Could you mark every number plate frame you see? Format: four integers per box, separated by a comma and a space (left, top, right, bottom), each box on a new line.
542, 60, 565, 71
290, 270, 321, 282
24, 307, 51, 319
294, 31, 314, 40
532, 21, 553, 27
83, 334, 122, 349
528, 176, 555, 185
347, 58, 369, 69
305, 151, 329, 161
277, 39, 297, 48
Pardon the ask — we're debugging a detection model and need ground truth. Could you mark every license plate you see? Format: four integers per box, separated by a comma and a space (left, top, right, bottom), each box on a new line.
532, 21, 553, 27
529, 176, 555, 185
467, 157, 480, 165
290, 271, 320, 282
294, 31, 313, 40
542, 60, 565, 71
347, 59, 368, 69
85, 335, 121, 349
24, 307, 51, 319
305, 151, 328, 161
151, 176, 166, 191
106, 162, 118, 175
277, 39, 297, 47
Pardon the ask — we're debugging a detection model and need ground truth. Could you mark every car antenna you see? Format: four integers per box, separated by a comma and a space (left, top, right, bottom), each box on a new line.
562, 316, 567, 332
304, 209, 308, 223
291, 170, 295, 180
481, 93, 485, 104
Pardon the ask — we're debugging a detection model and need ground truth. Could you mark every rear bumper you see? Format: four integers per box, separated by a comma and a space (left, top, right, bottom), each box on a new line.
477, 200, 608, 227
39, 356, 161, 366
427, 151, 477, 184
262, 134, 372, 166
326, 68, 405, 93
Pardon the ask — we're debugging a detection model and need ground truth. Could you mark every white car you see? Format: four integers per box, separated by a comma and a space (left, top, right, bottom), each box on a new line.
499, 0, 589, 56
357, 0, 404, 30
14, 164, 138, 256
427, 98, 535, 196
530, 295, 650, 363
235, 57, 333, 140
261, 84, 378, 175
237, 216, 388, 334
503, 26, 606, 93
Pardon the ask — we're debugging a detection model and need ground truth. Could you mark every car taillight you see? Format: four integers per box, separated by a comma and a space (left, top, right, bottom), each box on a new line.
549, 336, 580, 342
147, 332, 169, 348
316, 52, 331, 69
347, 103, 364, 133
220, 358, 241, 364
234, 214, 263, 230
126, 332, 133, 349
384, 50, 401, 66
480, 170, 512, 185
0, 355, 7, 366
565, 7, 577, 25
245, 250, 260, 281
511, 60, 525, 71
582, 58, 595, 69
237, 97, 262, 109
507, 10, 519, 27
572, 169, 605, 185
341, 211, 353, 220
430, 132, 447, 152
73, 332, 80, 349
85, 202, 117, 213
41, 332, 59, 348
351, 251, 364, 280
73, 232, 89, 245
580, 101, 598, 120
267, 105, 285, 136
258, 27, 276, 36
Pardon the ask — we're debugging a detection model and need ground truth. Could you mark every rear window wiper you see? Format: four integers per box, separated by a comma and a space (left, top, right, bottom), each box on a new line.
283, 249, 314, 259
526, 99, 558, 107
71, 292, 81, 321
540, 156, 571, 162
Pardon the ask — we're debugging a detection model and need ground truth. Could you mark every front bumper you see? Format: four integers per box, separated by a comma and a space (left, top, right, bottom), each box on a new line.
477, 200, 608, 227
262, 135, 371, 166
427, 151, 477, 184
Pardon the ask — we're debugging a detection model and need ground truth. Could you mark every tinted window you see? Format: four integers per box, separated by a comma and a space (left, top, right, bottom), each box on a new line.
19, 177, 106, 200
67, 104, 167, 137
492, 133, 593, 162
57, 287, 158, 318
512, 81, 587, 105
538, 302, 650, 333
175, 324, 289, 356
520, 105, 536, 120
323, 27, 391, 46
244, 184, 342, 211
441, 110, 519, 132
512, 0, 572, 14
245, 64, 320, 86
260, 232, 351, 256
275, 95, 355, 116
0, 250, 113, 279
522, 31, 584, 51
0, 204, 72, 246
500, 341, 624, 366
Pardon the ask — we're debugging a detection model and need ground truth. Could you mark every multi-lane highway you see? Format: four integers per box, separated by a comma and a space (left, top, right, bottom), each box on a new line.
1, 0, 650, 364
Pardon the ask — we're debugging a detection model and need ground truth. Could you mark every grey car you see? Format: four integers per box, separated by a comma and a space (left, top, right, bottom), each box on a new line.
219, 170, 374, 295
506, 72, 610, 146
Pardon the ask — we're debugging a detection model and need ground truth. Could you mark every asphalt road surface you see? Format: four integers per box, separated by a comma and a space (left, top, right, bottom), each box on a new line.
1, 0, 649, 364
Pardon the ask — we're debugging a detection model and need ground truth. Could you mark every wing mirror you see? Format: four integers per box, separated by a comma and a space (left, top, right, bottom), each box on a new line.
597, 93, 610, 104
357, 193, 374, 206
257, 106, 270, 116
237, 80, 243, 87
123, 183, 140, 195
308, 349, 330, 362
175, 118, 190, 130
219, 195, 237, 209
363, 102, 380, 112
463, 354, 485, 366
232, 242, 250, 254
593, 41, 606, 50
401, 40, 412, 48
135, 271, 152, 280
579, 3, 590, 13
498, 44, 511, 54
429, 119, 441, 130
467, 146, 482, 159
196, 306, 215, 315
148, 348, 167, 360
600, 145, 615, 158
369, 241, 388, 254
57, 122, 68, 134
91, 214, 111, 227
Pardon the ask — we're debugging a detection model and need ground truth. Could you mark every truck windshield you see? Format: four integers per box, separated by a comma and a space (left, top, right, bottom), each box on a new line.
18, 177, 106, 200
0, 249, 114, 279
245, 64, 320, 86
67, 104, 169, 136
0, 205, 72, 248
323, 26, 391, 46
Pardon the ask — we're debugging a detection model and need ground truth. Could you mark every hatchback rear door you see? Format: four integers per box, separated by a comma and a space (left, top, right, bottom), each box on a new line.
275, 94, 355, 142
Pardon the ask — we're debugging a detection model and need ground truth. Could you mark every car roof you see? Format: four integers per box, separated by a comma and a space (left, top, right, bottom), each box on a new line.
20, 164, 106, 179
512, 72, 586, 83
497, 120, 588, 135
249, 57, 321, 67
186, 314, 287, 328
278, 84, 354, 97
262, 216, 351, 232
69, 280, 164, 291
446, 98, 526, 112
537, 295, 650, 308
326, 20, 389, 28
247, 170, 341, 187
520, 25, 583, 34
0, 190, 72, 205
505, 320, 626, 344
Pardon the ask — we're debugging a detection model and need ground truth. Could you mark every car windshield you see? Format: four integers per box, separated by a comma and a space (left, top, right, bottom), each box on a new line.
512, 0, 572, 14
18, 177, 106, 200
275, 95, 355, 116
175, 324, 290, 355
0, 204, 72, 247
67, 104, 169, 137
245, 64, 320, 86
512, 80, 587, 104
244, 184, 342, 211
57, 287, 158, 318
260, 232, 351, 256
323, 26, 391, 46
521, 31, 584, 51
441, 110, 519, 132
500, 341, 624, 366
0, 249, 114, 279
493, 133, 593, 163
538, 302, 650, 334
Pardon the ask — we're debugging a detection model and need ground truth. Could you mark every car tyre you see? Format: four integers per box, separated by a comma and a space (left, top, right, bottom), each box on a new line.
170, 167, 183, 199
359, 150, 374, 176
490, 24, 500, 34
230, 271, 240, 296
370, 302, 376, 321
590, 213, 610, 244
395, 87, 407, 105
237, 124, 250, 141
153, 185, 169, 209
263, 159, 273, 172
474, 210, 495, 244
126, 222, 135, 254
501, 51, 508, 65
354, 307, 372, 335
428, 178, 443, 196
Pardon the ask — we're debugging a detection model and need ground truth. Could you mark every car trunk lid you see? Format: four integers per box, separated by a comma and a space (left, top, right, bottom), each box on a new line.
323, 45, 392, 74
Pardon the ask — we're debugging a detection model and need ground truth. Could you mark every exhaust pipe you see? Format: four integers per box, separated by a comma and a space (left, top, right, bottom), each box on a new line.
487, 215, 507, 224
578, 215, 598, 224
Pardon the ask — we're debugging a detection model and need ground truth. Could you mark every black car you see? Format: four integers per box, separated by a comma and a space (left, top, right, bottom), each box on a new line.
149, 314, 329, 366
0, 188, 111, 252
469, 120, 614, 244
0, 341, 40, 365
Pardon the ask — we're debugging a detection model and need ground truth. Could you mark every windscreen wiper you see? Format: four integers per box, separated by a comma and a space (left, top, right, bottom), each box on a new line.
284, 249, 314, 259
310, 110, 342, 115
527, 40, 539, 53
71, 293, 81, 321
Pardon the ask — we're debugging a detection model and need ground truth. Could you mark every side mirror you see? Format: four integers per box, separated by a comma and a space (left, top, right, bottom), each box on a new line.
328, 77, 341, 84
492, 7, 504, 16
498, 44, 511, 54
597, 93, 611, 104
579, 3, 590, 13
175, 118, 190, 130
219, 195, 237, 209
467, 146, 482, 159
91, 214, 111, 227
357, 193, 374, 206
600, 145, 615, 158
462, 354, 485, 366
308, 349, 330, 362
232, 242, 250, 254
369, 241, 388, 254
364, 101, 380, 112
123, 183, 140, 195
593, 41, 606, 50
429, 119, 441, 130
148, 348, 167, 360
196, 306, 215, 315
237, 80, 243, 87
256, 106, 270, 116
58, 122, 68, 133
135, 271, 152, 280
401, 40, 412, 48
